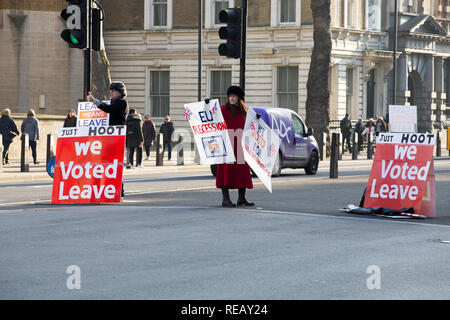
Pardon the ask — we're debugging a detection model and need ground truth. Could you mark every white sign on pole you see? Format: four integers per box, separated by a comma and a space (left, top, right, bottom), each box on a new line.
389, 105, 417, 133
242, 107, 281, 193
184, 99, 235, 165
77, 101, 110, 127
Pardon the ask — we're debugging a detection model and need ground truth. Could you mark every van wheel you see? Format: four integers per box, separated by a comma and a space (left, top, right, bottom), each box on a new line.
272, 152, 282, 177
304, 151, 319, 175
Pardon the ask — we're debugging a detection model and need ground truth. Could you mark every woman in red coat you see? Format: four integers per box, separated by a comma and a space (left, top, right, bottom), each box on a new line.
216, 86, 254, 207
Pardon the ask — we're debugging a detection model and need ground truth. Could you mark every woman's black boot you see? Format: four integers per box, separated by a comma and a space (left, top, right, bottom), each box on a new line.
237, 188, 255, 207
222, 187, 236, 207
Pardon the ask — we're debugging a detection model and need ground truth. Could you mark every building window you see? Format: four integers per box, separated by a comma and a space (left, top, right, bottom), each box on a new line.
271, 0, 301, 26
366, 0, 381, 31
439, 0, 450, 18
152, 0, 167, 27
406, 0, 423, 14
210, 70, 232, 106
206, 0, 235, 28
149, 70, 170, 118
213, 0, 229, 26
346, 68, 354, 116
338, 0, 356, 28
276, 66, 298, 112
145, 0, 172, 29
279, 0, 296, 24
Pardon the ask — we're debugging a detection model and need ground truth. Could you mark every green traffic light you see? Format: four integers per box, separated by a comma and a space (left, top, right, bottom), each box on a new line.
70, 33, 79, 45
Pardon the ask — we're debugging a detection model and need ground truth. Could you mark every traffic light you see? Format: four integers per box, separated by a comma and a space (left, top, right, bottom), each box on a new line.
60, 0, 88, 49
218, 8, 242, 59
91, 7, 103, 51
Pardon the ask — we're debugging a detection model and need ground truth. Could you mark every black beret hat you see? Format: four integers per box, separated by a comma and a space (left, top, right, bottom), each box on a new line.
226, 86, 245, 100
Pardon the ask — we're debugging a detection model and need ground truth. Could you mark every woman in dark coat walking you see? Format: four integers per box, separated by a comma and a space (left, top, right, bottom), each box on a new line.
0, 108, 19, 165
126, 108, 144, 168
142, 114, 156, 160
216, 86, 254, 207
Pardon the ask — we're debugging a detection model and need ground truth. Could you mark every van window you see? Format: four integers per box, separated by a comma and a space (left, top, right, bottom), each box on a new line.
292, 115, 305, 136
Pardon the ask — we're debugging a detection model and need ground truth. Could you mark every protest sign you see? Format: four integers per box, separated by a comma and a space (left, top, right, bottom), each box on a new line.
364, 132, 436, 217
242, 107, 281, 193
77, 101, 110, 127
52, 126, 126, 204
389, 105, 417, 133
184, 99, 235, 165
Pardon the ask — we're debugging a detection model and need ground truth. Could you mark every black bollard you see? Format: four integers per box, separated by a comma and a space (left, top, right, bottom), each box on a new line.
367, 132, 374, 160
320, 132, 327, 161
436, 131, 441, 157
177, 134, 184, 166
156, 133, 164, 166
46, 133, 55, 166
21, 134, 30, 172
338, 133, 342, 160
330, 132, 339, 179
352, 131, 358, 160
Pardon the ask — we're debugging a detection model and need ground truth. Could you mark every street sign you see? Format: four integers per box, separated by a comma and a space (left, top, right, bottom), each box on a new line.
47, 156, 55, 178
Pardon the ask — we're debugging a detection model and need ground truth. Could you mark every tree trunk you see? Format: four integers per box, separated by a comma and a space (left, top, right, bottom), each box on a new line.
305, 0, 332, 157
91, 47, 111, 100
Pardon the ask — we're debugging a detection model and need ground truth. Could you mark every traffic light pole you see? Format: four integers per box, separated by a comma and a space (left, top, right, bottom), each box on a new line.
239, 0, 247, 93
83, 0, 92, 98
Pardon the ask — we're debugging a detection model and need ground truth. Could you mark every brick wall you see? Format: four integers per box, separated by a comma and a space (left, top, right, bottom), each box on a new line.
101, 0, 144, 31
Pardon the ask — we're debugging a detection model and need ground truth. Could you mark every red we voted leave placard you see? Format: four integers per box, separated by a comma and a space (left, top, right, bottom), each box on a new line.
52, 126, 126, 204
364, 133, 436, 217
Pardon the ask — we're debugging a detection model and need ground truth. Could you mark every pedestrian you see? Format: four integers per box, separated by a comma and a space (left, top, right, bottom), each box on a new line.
159, 115, 174, 160
362, 118, 376, 144
63, 109, 77, 127
216, 85, 254, 207
86, 81, 130, 198
125, 108, 144, 169
354, 118, 364, 152
340, 113, 352, 153
86, 81, 129, 126
21, 109, 40, 165
375, 116, 387, 134
142, 114, 156, 161
0, 108, 19, 165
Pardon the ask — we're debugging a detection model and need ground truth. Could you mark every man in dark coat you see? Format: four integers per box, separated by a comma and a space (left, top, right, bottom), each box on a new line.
87, 81, 129, 126
354, 118, 364, 152
126, 108, 144, 168
340, 113, 352, 153
159, 115, 175, 160
142, 114, 156, 160
216, 86, 254, 207
87, 81, 129, 198
0, 108, 19, 165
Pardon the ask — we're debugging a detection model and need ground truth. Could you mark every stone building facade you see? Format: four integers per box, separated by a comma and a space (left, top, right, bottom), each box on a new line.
101, 0, 450, 133
0, 0, 83, 115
